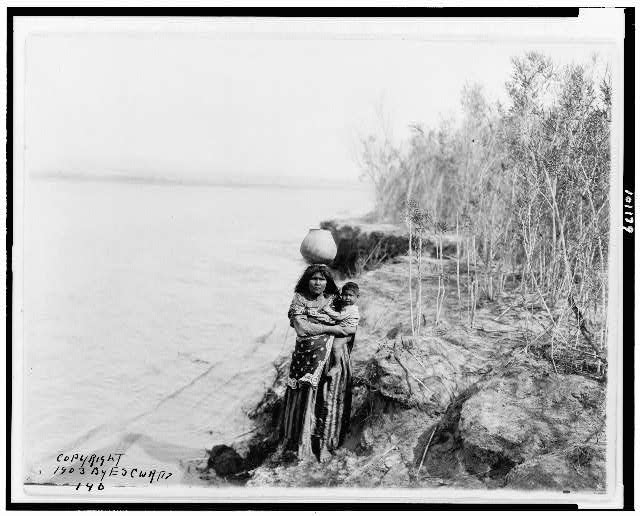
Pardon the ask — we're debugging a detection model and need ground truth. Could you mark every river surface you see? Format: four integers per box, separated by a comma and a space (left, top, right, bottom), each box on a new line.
22, 179, 372, 481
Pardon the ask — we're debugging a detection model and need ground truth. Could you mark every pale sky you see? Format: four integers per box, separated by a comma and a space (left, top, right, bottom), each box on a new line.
24, 21, 616, 184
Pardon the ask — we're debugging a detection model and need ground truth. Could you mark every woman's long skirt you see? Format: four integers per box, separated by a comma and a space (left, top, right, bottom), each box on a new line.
281, 336, 354, 460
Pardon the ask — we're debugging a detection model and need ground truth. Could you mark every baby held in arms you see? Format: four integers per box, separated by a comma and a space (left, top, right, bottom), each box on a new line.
321, 281, 360, 328
307, 282, 360, 374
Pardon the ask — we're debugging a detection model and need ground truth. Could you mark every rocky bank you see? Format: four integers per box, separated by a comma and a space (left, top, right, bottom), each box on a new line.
197, 220, 607, 492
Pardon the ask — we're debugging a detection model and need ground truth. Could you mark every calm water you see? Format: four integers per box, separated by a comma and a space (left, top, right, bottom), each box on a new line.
23, 179, 372, 481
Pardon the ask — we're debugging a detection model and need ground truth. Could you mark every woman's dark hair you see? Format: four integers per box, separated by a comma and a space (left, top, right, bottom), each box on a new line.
294, 264, 340, 297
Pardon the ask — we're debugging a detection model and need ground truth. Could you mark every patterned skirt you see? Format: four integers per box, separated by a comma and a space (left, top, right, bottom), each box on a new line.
281, 335, 354, 460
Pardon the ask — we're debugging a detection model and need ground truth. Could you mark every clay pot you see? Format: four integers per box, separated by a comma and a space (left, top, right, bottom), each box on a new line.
300, 228, 337, 265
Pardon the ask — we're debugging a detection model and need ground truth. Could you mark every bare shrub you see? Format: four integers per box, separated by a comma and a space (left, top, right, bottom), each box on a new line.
358, 52, 611, 371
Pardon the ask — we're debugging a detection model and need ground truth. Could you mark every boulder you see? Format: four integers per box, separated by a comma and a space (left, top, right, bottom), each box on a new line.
458, 365, 605, 467
361, 332, 495, 412
504, 445, 606, 491
207, 445, 245, 478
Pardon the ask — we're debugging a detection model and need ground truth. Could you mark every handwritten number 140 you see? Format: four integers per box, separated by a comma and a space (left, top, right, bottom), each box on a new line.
75, 482, 104, 491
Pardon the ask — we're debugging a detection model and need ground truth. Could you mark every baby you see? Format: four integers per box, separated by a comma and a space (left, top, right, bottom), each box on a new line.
320, 281, 360, 330
318, 282, 360, 374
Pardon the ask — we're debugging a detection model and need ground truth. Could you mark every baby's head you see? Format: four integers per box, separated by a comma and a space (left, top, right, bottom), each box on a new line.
340, 282, 360, 306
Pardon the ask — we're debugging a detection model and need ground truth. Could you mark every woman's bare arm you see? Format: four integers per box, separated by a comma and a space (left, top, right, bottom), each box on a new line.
324, 324, 357, 337
320, 306, 349, 321
306, 308, 336, 324
292, 316, 335, 337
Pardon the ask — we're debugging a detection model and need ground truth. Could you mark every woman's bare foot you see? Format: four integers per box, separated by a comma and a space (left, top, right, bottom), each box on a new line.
319, 448, 332, 463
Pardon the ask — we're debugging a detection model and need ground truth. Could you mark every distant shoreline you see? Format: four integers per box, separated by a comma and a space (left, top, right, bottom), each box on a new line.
31, 172, 368, 191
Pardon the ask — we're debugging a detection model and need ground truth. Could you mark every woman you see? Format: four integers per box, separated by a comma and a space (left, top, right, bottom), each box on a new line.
281, 264, 356, 462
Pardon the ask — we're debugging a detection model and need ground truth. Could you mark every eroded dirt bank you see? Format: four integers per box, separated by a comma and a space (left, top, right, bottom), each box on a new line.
197, 223, 607, 492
